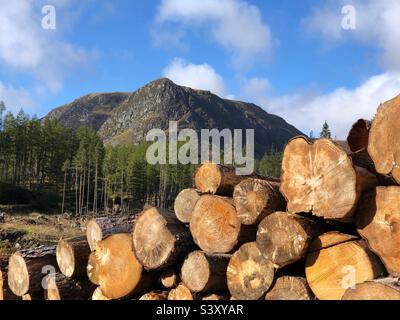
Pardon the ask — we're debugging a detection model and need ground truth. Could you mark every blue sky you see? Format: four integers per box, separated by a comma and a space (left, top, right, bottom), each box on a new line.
1, 0, 400, 138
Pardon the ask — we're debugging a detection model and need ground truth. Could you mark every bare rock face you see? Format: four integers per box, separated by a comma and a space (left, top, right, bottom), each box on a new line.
46, 78, 303, 156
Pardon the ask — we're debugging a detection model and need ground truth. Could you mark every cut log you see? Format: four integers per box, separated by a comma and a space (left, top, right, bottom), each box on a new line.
195, 163, 272, 196
132, 207, 194, 270
86, 215, 136, 251
190, 195, 256, 253
233, 178, 286, 225
168, 283, 193, 300
305, 233, 386, 300
174, 188, 201, 223
7, 248, 58, 299
356, 187, 400, 276
342, 278, 400, 300
347, 119, 371, 152
160, 269, 179, 289
256, 212, 322, 268
265, 276, 313, 300
280, 137, 377, 220
368, 95, 400, 184
227, 242, 274, 300
87, 233, 152, 299
56, 237, 91, 278
139, 291, 168, 300
92, 287, 110, 300
200, 293, 229, 300
45, 272, 94, 300
181, 251, 230, 293
22, 294, 31, 300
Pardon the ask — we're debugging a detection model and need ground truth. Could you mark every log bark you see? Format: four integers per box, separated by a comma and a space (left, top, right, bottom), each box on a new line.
56, 237, 91, 278
174, 188, 201, 223
45, 272, 94, 300
181, 251, 230, 293
280, 137, 377, 221
132, 207, 194, 270
168, 283, 193, 300
367, 95, 400, 184
160, 269, 179, 289
87, 233, 153, 299
139, 291, 168, 300
356, 187, 400, 276
305, 233, 386, 300
92, 287, 110, 300
190, 195, 256, 253
265, 276, 313, 300
7, 247, 58, 299
233, 178, 286, 225
86, 215, 136, 251
342, 278, 400, 300
347, 119, 371, 153
227, 242, 274, 300
256, 212, 323, 268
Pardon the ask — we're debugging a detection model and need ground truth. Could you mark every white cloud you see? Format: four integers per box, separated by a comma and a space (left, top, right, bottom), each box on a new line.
154, 0, 273, 68
163, 58, 226, 96
240, 77, 270, 105
0, 81, 36, 114
303, 0, 400, 71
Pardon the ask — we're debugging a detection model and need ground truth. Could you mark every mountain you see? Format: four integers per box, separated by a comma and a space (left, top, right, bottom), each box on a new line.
46, 78, 303, 157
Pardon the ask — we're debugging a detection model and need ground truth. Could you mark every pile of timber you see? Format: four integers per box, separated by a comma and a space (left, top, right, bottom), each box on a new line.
2, 95, 400, 301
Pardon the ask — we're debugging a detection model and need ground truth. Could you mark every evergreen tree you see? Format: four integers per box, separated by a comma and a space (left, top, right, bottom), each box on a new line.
319, 120, 332, 139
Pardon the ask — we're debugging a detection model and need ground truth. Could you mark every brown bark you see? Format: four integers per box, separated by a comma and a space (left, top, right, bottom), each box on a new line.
181, 251, 230, 293
56, 237, 91, 278
160, 269, 179, 289
45, 272, 94, 300
342, 278, 400, 300
174, 188, 201, 223
280, 137, 377, 221
347, 119, 371, 152
132, 207, 194, 270
168, 283, 193, 300
227, 242, 274, 300
233, 178, 286, 225
265, 276, 313, 300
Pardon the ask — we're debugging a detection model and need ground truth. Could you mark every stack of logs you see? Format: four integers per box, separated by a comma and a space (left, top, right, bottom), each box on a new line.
2, 95, 400, 300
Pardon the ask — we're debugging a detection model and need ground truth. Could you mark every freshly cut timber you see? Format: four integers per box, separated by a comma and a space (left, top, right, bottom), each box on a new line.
227, 242, 274, 300
233, 178, 286, 225
194, 163, 268, 196
305, 233, 385, 300
168, 283, 193, 300
181, 251, 230, 293
160, 269, 179, 289
87, 233, 150, 299
256, 212, 322, 268
139, 291, 168, 300
174, 188, 201, 223
86, 215, 136, 251
265, 276, 313, 300
280, 137, 377, 220
45, 272, 94, 300
7, 249, 58, 299
201, 293, 229, 300
56, 237, 91, 278
92, 287, 110, 300
347, 119, 371, 152
356, 187, 400, 276
342, 278, 400, 300
190, 195, 256, 253
132, 207, 194, 270
368, 95, 400, 184
22, 294, 31, 300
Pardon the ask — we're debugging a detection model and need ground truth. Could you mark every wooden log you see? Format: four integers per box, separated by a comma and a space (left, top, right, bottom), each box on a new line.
87, 233, 153, 299
347, 119, 371, 152
227, 242, 274, 300
7, 247, 58, 299
86, 215, 136, 251
168, 283, 193, 300
92, 287, 110, 300
280, 137, 377, 221
139, 291, 168, 300
265, 276, 313, 300
342, 278, 400, 300
256, 212, 322, 268
45, 272, 94, 300
132, 207, 194, 270
367, 95, 400, 184
56, 237, 91, 278
190, 195, 256, 253
356, 187, 400, 276
233, 178, 286, 225
160, 269, 179, 289
200, 293, 229, 300
22, 294, 31, 300
181, 251, 230, 293
174, 188, 201, 223
305, 233, 386, 300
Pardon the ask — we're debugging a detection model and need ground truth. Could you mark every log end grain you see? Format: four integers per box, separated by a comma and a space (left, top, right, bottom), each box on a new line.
7, 252, 29, 297
174, 188, 200, 223
168, 283, 193, 300
265, 276, 313, 300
